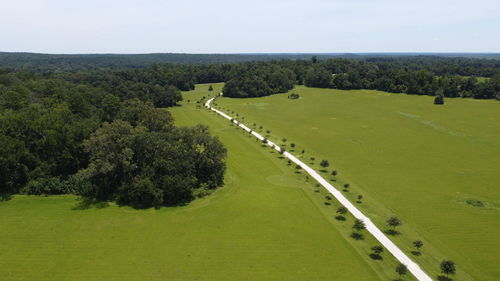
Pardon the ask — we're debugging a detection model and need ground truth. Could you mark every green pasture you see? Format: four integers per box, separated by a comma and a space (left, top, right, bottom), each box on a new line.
0, 84, 409, 281
216, 86, 500, 281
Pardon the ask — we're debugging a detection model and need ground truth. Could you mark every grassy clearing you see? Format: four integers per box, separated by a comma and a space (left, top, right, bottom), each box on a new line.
0, 83, 410, 281
216, 86, 500, 281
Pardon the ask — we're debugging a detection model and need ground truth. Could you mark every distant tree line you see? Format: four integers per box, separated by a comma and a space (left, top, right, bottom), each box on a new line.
2, 55, 499, 100
304, 58, 500, 99
224, 57, 499, 99
0, 70, 226, 208
1, 52, 499, 72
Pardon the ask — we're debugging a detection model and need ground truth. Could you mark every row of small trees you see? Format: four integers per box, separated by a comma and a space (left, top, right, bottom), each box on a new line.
394, 260, 456, 281
221, 108, 457, 281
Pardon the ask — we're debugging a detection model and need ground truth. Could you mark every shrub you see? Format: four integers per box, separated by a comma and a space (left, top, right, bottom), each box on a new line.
466, 199, 484, 207
434, 96, 444, 105
22, 177, 74, 195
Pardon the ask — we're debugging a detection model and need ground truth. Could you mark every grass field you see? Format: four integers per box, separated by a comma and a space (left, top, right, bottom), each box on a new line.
215, 86, 500, 281
0, 84, 412, 281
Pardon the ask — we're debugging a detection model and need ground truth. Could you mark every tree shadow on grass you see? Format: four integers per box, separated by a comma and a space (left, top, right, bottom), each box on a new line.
335, 215, 346, 221
72, 197, 109, 210
385, 229, 400, 236
369, 253, 383, 260
0, 193, 13, 201
350, 232, 364, 240
277, 156, 285, 159
411, 251, 421, 256
437, 276, 453, 281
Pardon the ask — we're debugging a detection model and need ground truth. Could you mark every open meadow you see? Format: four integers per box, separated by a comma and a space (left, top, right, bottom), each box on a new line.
216, 86, 500, 281
0, 84, 412, 281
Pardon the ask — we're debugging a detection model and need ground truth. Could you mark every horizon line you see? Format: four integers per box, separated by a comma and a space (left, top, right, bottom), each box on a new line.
1, 51, 500, 56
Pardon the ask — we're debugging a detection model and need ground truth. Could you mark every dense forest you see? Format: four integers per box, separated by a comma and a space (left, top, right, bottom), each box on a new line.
48, 56, 500, 99
0, 70, 226, 208
220, 57, 500, 99
1, 54, 499, 207
1, 52, 499, 71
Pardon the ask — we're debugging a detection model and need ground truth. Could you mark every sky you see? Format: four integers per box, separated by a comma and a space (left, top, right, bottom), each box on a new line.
1, 0, 500, 54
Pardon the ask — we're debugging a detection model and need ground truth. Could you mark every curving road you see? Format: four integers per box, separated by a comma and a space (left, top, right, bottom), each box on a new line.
205, 94, 433, 281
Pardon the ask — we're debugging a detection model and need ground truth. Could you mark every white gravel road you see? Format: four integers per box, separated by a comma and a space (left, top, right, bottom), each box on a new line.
205, 94, 433, 281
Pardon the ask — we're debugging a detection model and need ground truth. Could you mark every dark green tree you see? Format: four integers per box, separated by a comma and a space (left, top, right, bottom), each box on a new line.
320, 160, 330, 168
395, 263, 408, 280
440, 260, 456, 278
387, 216, 402, 230
353, 219, 366, 231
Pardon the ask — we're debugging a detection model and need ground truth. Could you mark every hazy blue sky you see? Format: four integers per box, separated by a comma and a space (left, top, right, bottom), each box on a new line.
1, 0, 499, 53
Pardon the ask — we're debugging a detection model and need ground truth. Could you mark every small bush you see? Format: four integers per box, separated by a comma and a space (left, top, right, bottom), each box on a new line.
466, 199, 484, 207
21, 176, 88, 195
434, 96, 444, 105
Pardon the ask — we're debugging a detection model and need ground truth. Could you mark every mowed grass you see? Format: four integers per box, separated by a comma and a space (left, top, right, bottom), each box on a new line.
216, 86, 500, 281
0, 83, 410, 281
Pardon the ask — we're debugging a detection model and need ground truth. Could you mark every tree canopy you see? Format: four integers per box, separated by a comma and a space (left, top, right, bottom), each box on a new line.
0, 70, 226, 208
